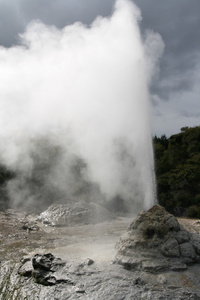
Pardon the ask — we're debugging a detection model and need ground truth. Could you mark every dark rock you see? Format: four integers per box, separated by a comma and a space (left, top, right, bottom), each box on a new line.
32, 269, 55, 286
114, 255, 142, 270
170, 262, 188, 271
134, 277, 145, 285
142, 259, 170, 273
32, 253, 56, 271
181, 257, 195, 265
179, 243, 196, 259
18, 260, 32, 277
176, 231, 190, 244
31, 253, 71, 286
160, 238, 180, 257
21, 221, 39, 231
191, 238, 200, 255
20, 256, 31, 264
84, 258, 94, 266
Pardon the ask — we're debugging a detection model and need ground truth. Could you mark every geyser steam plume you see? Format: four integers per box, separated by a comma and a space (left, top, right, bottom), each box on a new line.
0, 0, 164, 212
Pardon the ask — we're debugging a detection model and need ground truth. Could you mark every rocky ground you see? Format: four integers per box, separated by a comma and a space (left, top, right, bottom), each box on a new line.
0, 203, 200, 299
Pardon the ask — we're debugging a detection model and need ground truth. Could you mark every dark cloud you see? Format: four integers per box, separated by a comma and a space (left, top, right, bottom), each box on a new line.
0, 0, 115, 46
18, 0, 114, 26
0, 1, 25, 47
134, 0, 200, 101
181, 110, 200, 118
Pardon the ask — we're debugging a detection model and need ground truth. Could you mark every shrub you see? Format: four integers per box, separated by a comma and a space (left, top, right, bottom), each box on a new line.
185, 205, 200, 219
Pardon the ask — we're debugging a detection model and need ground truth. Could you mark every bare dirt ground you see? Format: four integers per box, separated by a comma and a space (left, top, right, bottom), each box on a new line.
0, 208, 200, 263
0, 209, 133, 262
0, 210, 46, 261
178, 217, 200, 234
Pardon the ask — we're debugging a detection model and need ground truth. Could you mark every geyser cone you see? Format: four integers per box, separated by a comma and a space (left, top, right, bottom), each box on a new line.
115, 205, 200, 272
0, 0, 163, 211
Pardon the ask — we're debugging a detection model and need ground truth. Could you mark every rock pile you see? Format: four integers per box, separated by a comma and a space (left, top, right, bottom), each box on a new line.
18, 253, 74, 286
115, 205, 200, 273
18, 253, 97, 291
38, 201, 115, 226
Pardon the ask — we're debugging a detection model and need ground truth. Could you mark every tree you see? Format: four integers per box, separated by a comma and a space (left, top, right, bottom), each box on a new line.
153, 126, 200, 216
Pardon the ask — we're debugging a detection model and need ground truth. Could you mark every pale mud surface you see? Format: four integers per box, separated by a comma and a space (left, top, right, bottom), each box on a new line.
178, 217, 200, 234
0, 209, 200, 263
42, 217, 135, 262
0, 209, 134, 262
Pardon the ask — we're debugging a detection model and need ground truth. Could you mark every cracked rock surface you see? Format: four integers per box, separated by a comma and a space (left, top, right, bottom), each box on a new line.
1, 251, 199, 300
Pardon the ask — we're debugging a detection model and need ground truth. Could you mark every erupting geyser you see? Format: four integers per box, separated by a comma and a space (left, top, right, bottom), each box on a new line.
0, 0, 164, 212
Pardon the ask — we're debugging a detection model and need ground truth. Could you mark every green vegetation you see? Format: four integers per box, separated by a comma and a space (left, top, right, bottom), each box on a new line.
153, 126, 200, 217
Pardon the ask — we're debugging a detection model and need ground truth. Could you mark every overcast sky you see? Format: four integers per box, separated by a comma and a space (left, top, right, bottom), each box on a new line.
0, 0, 199, 136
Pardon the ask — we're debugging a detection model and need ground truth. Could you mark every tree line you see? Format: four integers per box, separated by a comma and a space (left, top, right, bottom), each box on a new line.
153, 126, 200, 218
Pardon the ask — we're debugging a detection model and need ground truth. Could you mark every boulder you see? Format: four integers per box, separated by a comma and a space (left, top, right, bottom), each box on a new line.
160, 238, 180, 257
179, 243, 196, 259
31, 253, 72, 286
115, 205, 200, 273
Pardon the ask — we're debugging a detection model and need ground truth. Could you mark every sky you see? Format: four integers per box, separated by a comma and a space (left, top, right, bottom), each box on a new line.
0, 0, 199, 137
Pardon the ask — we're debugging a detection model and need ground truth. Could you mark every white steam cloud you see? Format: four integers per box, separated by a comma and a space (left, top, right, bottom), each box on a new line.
0, 0, 163, 212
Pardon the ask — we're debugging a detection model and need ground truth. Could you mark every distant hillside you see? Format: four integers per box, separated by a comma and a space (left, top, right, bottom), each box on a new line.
153, 126, 200, 217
